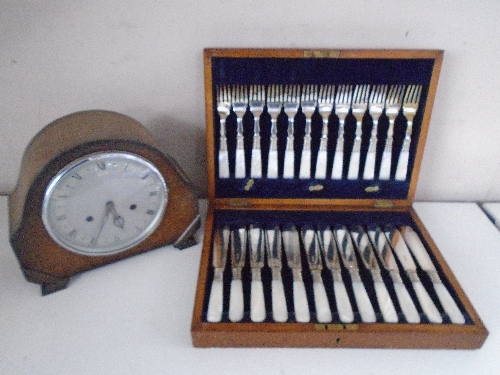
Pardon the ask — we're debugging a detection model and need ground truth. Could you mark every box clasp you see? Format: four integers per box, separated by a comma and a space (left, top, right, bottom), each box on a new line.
373, 200, 395, 209
304, 50, 340, 58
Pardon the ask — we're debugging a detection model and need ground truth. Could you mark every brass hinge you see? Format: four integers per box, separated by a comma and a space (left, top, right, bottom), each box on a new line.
304, 50, 340, 58
373, 199, 395, 208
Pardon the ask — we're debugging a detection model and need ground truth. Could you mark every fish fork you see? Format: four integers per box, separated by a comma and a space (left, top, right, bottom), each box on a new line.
379, 85, 404, 180
299, 85, 318, 179
266, 85, 283, 178
347, 85, 370, 180
363, 85, 387, 180
249, 85, 266, 178
395, 85, 422, 180
216, 86, 231, 179
315, 85, 334, 179
331, 85, 353, 179
283, 85, 300, 178
232, 85, 249, 178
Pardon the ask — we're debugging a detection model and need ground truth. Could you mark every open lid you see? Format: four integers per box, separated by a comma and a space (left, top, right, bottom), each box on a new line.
204, 49, 443, 208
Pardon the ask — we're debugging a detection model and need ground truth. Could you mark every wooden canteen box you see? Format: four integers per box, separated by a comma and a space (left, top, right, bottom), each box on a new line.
191, 48, 488, 348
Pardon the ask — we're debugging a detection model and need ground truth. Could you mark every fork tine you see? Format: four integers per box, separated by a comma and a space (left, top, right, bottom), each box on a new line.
267, 85, 283, 103
251, 84, 265, 101
352, 84, 364, 104
232, 84, 248, 103
414, 85, 422, 103
284, 84, 299, 102
318, 85, 334, 103
387, 84, 405, 105
369, 85, 388, 104
336, 85, 353, 104
404, 84, 423, 104
217, 85, 229, 103
403, 85, 415, 104
301, 84, 318, 101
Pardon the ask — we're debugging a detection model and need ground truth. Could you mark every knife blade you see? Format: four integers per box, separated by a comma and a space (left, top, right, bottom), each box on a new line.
334, 225, 376, 323
367, 226, 420, 323
384, 226, 442, 323
207, 226, 230, 322
301, 225, 332, 323
248, 224, 266, 322
228, 226, 247, 322
350, 226, 398, 323
265, 225, 288, 322
282, 224, 310, 323
400, 226, 465, 324
318, 226, 354, 323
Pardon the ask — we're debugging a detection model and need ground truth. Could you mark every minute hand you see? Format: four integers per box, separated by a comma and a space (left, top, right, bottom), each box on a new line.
384, 226, 442, 323
400, 226, 465, 324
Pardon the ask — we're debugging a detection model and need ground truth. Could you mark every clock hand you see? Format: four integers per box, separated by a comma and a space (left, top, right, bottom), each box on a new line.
106, 201, 125, 229
92, 201, 113, 246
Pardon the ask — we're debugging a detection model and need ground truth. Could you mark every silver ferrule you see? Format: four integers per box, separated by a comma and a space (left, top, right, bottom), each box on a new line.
232, 267, 243, 281
332, 269, 344, 283
389, 270, 403, 284
370, 269, 383, 283
292, 268, 303, 282
251, 268, 262, 281
311, 269, 323, 283
213, 267, 224, 282
427, 269, 442, 283
349, 268, 362, 282
272, 267, 282, 280
406, 270, 420, 283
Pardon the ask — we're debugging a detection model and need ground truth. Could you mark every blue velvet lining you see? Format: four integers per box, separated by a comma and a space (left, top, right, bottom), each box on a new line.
202, 209, 472, 324
212, 58, 435, 85
211, 56, 436, 200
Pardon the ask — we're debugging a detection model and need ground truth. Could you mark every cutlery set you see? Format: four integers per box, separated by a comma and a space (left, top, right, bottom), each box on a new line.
206, 224, 464, 325
195, 49, 487, 349
216, 84, 422, 181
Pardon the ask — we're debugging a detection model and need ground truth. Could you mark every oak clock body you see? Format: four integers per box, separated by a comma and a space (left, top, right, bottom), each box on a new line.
9, 110, 200, 295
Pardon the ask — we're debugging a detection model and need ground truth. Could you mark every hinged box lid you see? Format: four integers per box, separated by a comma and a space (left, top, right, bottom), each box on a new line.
204, 49, 443, 208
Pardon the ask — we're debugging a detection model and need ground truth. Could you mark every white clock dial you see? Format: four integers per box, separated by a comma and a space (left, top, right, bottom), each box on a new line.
42, 151, 168, 255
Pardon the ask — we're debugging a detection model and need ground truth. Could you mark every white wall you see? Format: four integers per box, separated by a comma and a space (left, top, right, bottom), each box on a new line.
1, 0, 499, 200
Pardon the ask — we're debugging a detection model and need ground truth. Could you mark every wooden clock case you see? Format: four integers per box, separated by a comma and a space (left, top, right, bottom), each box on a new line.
9, 110, 200, 295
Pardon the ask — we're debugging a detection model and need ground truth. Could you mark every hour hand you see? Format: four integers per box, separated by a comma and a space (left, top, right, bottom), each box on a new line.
107, 201, 125, 229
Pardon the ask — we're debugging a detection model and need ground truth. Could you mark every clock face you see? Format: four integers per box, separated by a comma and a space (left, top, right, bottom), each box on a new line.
42, 151, 168, 256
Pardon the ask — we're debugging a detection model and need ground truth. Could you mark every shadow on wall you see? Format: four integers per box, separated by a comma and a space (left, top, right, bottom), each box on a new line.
148, 115, 207, 198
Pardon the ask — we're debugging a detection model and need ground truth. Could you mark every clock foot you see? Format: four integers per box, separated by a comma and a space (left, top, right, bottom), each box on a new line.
173, 215, 201, 250
41, 278, 70, 295
22, 268, 70, 295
